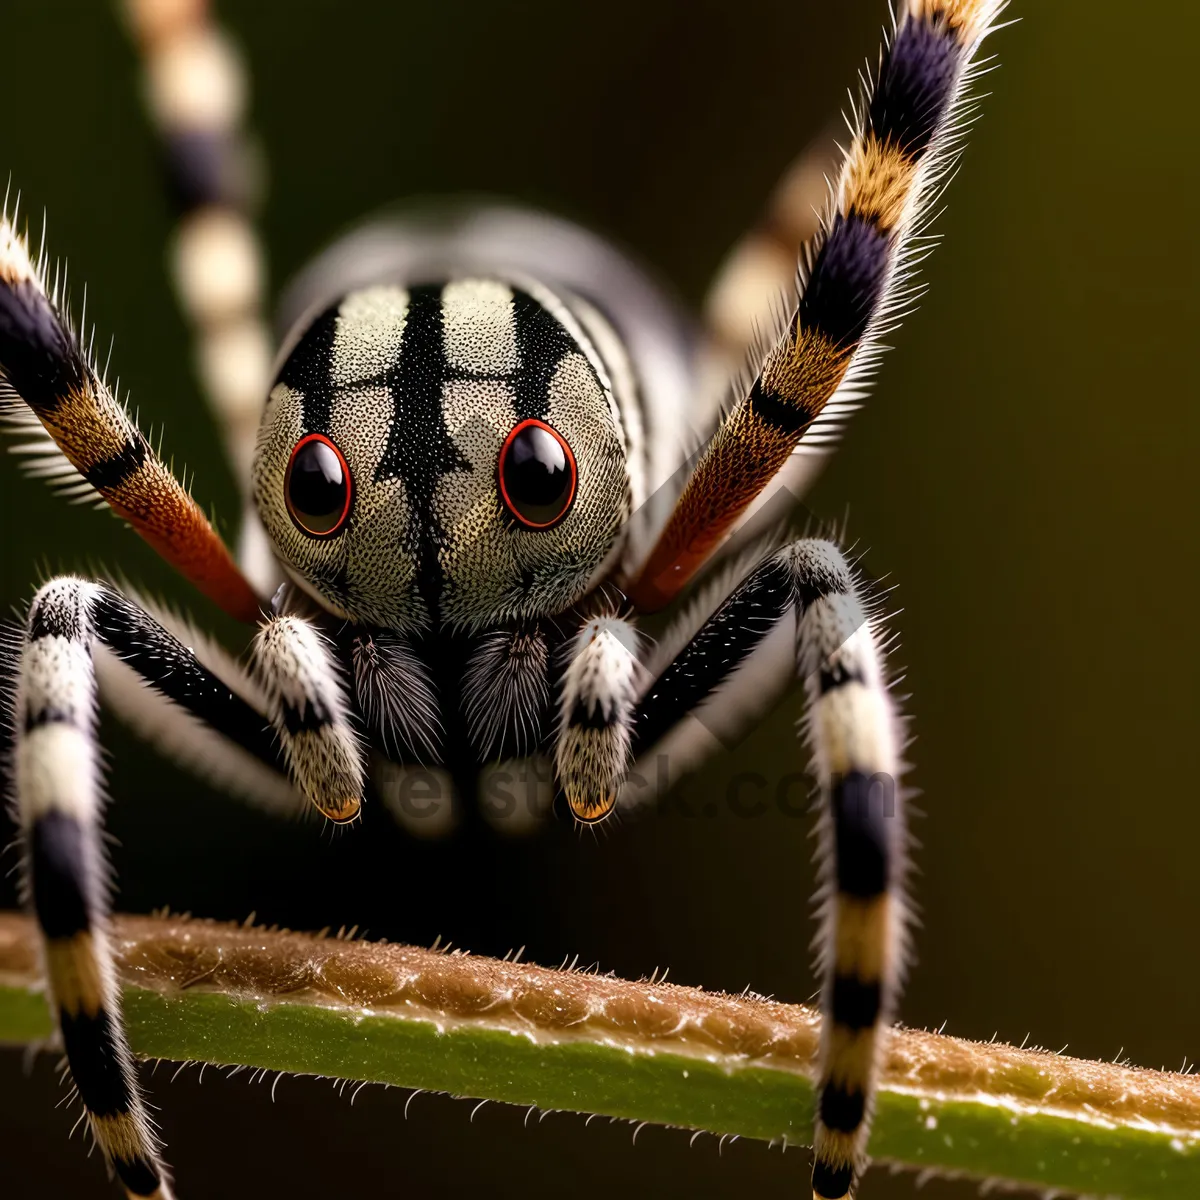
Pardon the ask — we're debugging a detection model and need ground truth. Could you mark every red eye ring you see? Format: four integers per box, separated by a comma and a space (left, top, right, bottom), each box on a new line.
284, 433, 354, 538
497, 418, 578, 530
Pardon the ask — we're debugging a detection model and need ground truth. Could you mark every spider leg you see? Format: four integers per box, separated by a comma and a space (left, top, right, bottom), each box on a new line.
0, 216, 262, 621
624, 539, 903, 1200
702, 126, 839, 371
254, 614, 366, 824
122, 0, 278, 595
92, 590, 298, 814
629, 0, 1005, 612
12, 576, 293, 1198
630, 552, 796, 770
123, 0, 271, 499
791, 542, 903, 1200
695, 129, 844, 514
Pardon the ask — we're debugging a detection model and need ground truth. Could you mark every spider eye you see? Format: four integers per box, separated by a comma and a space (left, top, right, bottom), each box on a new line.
285, 434, 353, 537
497, 419, 578, 529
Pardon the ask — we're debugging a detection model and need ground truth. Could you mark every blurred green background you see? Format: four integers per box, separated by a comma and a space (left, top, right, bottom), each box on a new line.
1, 1, 1197, 1196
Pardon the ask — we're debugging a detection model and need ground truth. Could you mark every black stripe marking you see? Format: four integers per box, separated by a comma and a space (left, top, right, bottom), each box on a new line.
30, 812, 92, 940
799, 212, 893, 349
113, 1154, 162, 1198
831, 973, 883, 1031
280, 697, 331, 737
568, 700, 613, 731
0, 279, 86, 415
509, 289, 577, 421
818, 660, 867, 695
869, 16, 962, 160
90, 588, 286, 772
631, 557, 793, 758
59, 1007, 132, 1119
375, 285, 470, 623
162, 128, 250, 214
832, 770, 893, 897
82, 435, 148, 491
747, 376, 817, 436
24, 704, 78, 732
279, 303, 338, 435
820, 1081, 867, 1134
813, 1157, 855, 1200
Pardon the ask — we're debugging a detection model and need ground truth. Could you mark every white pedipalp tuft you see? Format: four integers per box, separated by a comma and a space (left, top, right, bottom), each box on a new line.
255, 615, 367, 824
555, 615, 642, 823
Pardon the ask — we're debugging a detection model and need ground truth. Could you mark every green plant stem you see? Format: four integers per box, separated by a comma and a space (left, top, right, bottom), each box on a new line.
0, 914, 1196, 1197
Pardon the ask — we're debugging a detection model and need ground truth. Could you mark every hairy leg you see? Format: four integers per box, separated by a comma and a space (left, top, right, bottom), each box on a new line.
0, 209, 261, 620
13, 576, 286, 1198
703, 127, 840, 370
123, 0, 271, 495
629, 0, 1006, 613
626, 539, 905, 1199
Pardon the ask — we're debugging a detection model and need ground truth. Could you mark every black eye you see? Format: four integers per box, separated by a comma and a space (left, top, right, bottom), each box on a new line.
497, 419, 577, 529
285, 434, 353, 537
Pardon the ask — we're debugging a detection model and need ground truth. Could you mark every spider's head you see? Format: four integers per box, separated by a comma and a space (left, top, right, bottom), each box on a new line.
253, 279, 631, 631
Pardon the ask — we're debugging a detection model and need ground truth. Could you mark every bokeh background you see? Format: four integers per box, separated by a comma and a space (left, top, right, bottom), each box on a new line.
1, 1, 1197, 1196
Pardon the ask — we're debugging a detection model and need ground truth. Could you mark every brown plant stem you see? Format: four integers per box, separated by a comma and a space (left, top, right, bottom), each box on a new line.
0, 913, 1196, 1197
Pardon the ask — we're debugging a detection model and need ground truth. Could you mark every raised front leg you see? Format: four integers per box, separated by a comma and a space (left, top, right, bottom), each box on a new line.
629, 0, 1005, 613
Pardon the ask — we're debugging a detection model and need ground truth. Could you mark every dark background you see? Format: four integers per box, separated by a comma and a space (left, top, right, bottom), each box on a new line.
1, 2, 1197, 1196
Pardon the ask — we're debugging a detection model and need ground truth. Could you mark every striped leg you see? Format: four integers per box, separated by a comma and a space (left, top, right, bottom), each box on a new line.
629, 0, 1005, 612
626, 540, 903, 1199
16, 580, 164, 1199
254, 615, 366, 824
0, 207, 262, 621
793, 544, 903, 1200
122, 0, 271, 494
13, 577, 287, 1198
553, 615, 641, 824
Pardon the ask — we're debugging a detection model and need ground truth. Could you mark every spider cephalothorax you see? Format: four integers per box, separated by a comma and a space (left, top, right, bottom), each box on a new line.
0, 2, 1005, 1198
254, 279, 632, 632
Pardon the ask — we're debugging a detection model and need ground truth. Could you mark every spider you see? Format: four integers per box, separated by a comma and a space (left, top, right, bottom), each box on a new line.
0, 1, 1005, 1197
